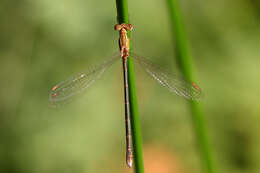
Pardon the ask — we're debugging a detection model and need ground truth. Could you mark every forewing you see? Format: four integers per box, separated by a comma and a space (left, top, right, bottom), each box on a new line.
132, 53, 202, 100
50, 55, 119, 103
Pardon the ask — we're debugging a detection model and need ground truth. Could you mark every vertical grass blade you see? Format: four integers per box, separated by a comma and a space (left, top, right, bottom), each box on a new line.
115, 0, 145, 172
166, 0, 216, 173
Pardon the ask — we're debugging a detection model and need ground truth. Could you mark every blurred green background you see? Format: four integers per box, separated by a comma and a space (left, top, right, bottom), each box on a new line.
1, 0, 260, 172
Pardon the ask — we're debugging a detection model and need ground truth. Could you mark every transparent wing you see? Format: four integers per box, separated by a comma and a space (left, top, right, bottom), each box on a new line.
50, 55, 120, 103
132, 53, 202, 100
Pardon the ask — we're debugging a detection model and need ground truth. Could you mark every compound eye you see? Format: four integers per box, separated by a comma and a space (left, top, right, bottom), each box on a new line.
114, 24, 122, 31
127, 24, 133, 31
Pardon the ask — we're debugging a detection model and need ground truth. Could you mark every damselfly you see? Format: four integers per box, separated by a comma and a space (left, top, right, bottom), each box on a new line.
49, 24, 202, 168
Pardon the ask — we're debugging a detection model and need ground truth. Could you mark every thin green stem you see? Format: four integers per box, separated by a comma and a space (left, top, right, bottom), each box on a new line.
115, 0, 145, 172
166, 0, 216, 173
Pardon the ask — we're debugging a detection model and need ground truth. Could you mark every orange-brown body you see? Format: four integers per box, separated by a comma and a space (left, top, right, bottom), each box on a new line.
114, 23, 133, 168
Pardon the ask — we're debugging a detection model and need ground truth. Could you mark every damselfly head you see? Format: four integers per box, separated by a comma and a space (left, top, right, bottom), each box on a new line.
114, 23, 133, 31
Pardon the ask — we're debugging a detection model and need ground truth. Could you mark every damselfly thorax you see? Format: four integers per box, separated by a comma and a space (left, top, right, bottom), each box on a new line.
115, 23, 133, 58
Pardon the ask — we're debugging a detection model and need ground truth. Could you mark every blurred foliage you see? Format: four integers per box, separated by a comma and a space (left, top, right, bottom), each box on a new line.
0, 0, 260, 173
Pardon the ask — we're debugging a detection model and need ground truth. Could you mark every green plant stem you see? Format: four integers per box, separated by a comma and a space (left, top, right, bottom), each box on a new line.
166, 0, 216, 173
115, 0, 145, 172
